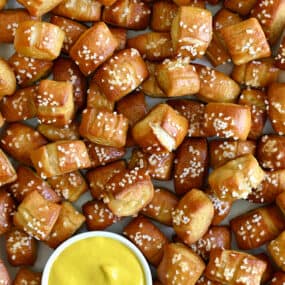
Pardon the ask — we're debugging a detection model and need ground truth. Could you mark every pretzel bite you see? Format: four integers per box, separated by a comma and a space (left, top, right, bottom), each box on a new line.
0, 9, 39, 44
109, 28, 127, 51
167, 99, 205, 137
132, 103, 188, 152
85, 142, 125, 169
189, 226, 231, 261
129, 148, 174, 180
36, 79, 74, 127
45, 202, 85, 248
79, 108, 128, 148
171, 6, 212, 58
123, 216, 168, 266
47, 171, 87, 202
9, 166, 60, 203
8, 53, 53, 88
127, 32, 173, 61
206, 191, 232, 225
0, 189, 15, 235
251, 0, 285, 45
0, 58, 16, 99
150, 1, 178, 32
276, 191, 285, 216
209, 154, 265, 202
14, 191, 61, 241
268, 83, 285, 135
271, 272, 285, 284
37, 122, 80, 142
0, 87, 37, 122
104, 167, 154, 217
209, 139, 256, 169
205, 249, 267, 285
13, 268, 41, 285
275, 36, 285, 69
141, 61, 166, 98
238, 88, 267, 139
140, 188, 178, 226
196, 276, 220, 285
172, 189, 214, 245
224, 0, 257, 16
1, 123, 47, 166
157, 243, 205, 285
203, 103, 251, 140
173, 0, 205, 6
0, 149, 17, 187
248, 170, 285, 204
231, 205, 285, 250
52, 0, 101, 22
194, 64, 240, 103
102, 0, 151, 30
69, 22, 118, 76
0, 0, 6, 10
232, 59, 279, 88
256, 253, 274, 284
5, 228, 37, 266
174, 138, 208, 195
30, 140, 91, 179
257, 135, 285, 170
87, 160, 126, 200
0, 259, 10, 285
93, 49, 148, 102
83, 200, 119, 230
220, 18, 271, 65
50, 16, 87, 54
17, 0, 63, 16
14, 21, 65, 61
155, 58, 200, 97
268, 231, 285, 271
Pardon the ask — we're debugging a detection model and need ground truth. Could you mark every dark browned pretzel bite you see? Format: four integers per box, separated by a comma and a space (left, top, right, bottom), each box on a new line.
13, 268, 41, 285
270, 272, 285, 284
224, 0, 257, 16
275, 35, 285, 70
0, 189, 15, 236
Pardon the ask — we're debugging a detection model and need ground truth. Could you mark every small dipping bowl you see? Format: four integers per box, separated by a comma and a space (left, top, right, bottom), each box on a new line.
42, 231, 152, 285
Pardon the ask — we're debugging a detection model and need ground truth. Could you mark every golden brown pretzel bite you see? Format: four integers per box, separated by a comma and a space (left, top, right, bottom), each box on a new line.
13, 191, 61, 241
150, 1, 178, 32
231, 205, 285, 250
83, 200, 120, 230
69, 22, 118, 76
102, 0, 151, 30
140, 188, 178, 226
30, 140, 91, 179
0, 58, 16, 99
209, 139, 256, 169
50, 15, 87, 54
205, 249, 267, 285
0, 87, 37, 122
123, 216, 168, 266
220, 18, 271, 65
5, 228, 37, 266
45, 202, 85, 248
157, 243, 205, 285
132, 103, 188, 152
172, 189, 214, 245
155, 58, 200, 97
52, 0, 101, 22
257, 135, 285, 170
196, 275, 221, 285
1, 123, 47, 166
0, 149, 17, 187
171, 6, 212, 58
208, 154, 265, 202
17, 0, 64, 16
13, 268, 41, 285
0, 189, 15, 236
268, 231, 285, 271
9, 166, 60, 203
174, 138, 208, 195
93, 49, 148, 102
203, 103, 252, 140
0, 9, 39, 43
14, 21, 65, 61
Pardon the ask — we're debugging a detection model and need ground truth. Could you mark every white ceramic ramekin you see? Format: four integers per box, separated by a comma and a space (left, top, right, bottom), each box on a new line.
41, 231, 152, 285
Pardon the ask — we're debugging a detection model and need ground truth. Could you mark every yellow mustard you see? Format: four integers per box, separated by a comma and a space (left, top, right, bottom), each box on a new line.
48, 237, 145, 285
